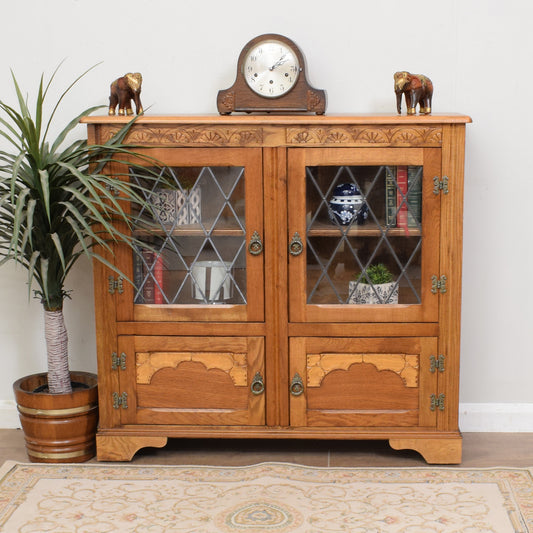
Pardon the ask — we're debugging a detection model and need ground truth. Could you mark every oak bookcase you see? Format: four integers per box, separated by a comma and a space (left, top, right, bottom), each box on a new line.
83, 114, 471, 463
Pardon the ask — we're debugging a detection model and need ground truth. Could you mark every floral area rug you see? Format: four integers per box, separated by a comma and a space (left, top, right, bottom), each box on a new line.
0, 461, 532, 532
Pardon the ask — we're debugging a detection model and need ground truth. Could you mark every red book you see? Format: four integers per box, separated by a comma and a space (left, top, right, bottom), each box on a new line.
396, 165, 409, 235
153, 253, 164, 304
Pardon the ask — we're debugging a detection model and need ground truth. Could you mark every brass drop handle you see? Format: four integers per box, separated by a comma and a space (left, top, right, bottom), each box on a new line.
248, 231, 263, 255
289, 232, 303, 256
290, 373, 304, 396
250, 372, 265, 395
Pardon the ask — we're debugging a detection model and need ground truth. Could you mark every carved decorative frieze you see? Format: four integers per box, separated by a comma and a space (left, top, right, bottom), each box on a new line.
136, 351, 247, 386
100, 125, 264, 146
307, 353, 419, 388
286, 126, 442, 146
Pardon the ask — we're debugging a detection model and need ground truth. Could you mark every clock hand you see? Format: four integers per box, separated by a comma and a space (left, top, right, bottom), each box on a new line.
269, 55, 288, 70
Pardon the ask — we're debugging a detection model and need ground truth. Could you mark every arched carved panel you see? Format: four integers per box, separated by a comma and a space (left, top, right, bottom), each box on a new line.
136, 351, 247, 386
137, 362, 248, 410
306, 362, 419, 412
307, 353, 419, 388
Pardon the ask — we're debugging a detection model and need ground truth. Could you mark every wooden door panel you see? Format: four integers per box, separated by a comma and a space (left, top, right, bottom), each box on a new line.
118, 336, 265, 426
288, 147, 441, 323
290, 337, 437, 428
114, 147, 264, 323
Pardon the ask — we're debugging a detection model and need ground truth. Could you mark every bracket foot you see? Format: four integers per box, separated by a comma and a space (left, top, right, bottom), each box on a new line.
389, 436, 462, 464
96, 435, 168, 461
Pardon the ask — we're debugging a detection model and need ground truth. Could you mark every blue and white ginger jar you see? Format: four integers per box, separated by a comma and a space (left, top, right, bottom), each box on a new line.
328, 183, 368, 225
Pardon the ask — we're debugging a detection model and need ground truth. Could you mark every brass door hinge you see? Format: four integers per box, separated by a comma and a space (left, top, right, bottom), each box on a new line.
433, 176, 449, 195
108, 275, 124, 295
111, 352, 126, 371
430, 354, 445, 373
430, 393, 445, 411
431, 275, 447, 294
112, 392, 128, 409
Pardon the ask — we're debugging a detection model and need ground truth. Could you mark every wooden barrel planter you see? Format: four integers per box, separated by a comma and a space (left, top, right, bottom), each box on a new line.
13, 371, 98, 463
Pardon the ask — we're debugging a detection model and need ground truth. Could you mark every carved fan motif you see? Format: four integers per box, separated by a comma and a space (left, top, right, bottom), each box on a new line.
99, 126, 264, 146
286, 126, 442, 146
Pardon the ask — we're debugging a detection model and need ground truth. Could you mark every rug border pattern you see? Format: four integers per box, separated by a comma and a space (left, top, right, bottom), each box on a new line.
1, 461, 532, 531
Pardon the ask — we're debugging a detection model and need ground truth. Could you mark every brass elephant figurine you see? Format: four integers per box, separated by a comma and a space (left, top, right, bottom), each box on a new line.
394, 71, 433, 115
108, 72, 143, 116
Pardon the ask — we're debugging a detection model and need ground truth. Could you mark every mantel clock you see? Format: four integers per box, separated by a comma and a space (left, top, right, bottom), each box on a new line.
217, 33, 326, 115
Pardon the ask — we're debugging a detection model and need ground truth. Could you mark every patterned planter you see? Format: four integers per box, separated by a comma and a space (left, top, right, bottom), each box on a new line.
349, 281, 399, 304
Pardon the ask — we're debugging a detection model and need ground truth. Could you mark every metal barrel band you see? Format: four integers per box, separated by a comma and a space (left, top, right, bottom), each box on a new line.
17, 402, 98, 417
27, 448, 95, 460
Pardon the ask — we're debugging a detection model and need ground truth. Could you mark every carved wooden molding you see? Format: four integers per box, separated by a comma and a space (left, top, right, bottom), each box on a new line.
307, 353, 419, 388
136, 351, 247, 386
286, 126, 442, 146
100, 126, 264, 146
218, 91, 235, 114
307, 91, 324, 112
97, 123, 441, 148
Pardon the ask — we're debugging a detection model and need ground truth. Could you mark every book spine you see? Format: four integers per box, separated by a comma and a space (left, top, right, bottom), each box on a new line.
133, 248, 144, 304
154, 253, 164, 304
396, 165, 409, 233
142, 249, 155, 304
407, 166, 422, 228
385, 166, 397, 227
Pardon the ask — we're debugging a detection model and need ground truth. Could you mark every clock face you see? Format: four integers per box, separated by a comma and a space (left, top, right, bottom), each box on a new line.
243, 39, 300, 98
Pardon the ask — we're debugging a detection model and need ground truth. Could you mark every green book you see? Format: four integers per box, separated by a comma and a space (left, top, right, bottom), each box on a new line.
385, 166, 397, 227
407, 166, 422, 228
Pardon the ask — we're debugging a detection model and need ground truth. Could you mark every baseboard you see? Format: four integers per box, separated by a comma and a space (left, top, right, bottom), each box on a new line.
0, 401, 20, 429
2, 402, 533, 431
459, 403, 533, 432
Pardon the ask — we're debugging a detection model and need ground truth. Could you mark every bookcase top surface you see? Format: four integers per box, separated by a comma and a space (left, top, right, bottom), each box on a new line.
81, 113, 472, 126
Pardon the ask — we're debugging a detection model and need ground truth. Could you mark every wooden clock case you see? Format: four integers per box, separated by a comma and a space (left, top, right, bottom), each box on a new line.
217, 33, 326, 115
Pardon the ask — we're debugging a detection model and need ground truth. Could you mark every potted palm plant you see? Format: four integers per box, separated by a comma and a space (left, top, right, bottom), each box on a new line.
0, 66, 154, 462
349, 263, 399, 304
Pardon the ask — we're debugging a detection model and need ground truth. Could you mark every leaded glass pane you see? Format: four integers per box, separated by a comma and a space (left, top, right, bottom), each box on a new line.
306, 165, 423, 305
130, 166, 246, 305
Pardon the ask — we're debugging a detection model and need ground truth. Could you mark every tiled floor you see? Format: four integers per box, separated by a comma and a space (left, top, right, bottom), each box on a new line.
2, 429, 533, 467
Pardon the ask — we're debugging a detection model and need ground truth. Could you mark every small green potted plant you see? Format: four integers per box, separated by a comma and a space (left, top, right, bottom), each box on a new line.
0, 66, 155, 462
349, 263, 399, 304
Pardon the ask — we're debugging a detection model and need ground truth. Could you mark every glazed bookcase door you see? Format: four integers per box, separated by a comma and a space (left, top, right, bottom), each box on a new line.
287, 148, 441, 323
115, 148, 264, 323
117, 336, 265, 426
289, 337, 438, 428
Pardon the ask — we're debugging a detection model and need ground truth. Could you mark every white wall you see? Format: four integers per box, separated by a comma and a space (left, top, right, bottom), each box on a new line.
1, 0, 532, 429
